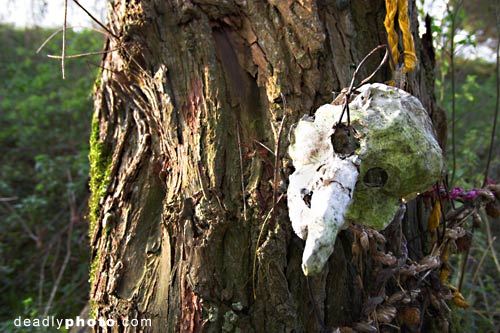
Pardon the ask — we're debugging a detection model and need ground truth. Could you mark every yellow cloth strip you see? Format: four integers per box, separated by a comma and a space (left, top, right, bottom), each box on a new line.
384, 0, 417, 74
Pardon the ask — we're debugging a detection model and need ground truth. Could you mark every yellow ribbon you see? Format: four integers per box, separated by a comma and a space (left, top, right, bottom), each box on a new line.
384, 0, 418, 74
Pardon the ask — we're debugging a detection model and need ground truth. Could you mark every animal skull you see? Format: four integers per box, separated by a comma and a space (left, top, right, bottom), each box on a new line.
288, 83, 443, 275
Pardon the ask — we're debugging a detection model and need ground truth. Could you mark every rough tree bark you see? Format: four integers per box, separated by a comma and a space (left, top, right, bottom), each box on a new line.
89, 0, 447, 332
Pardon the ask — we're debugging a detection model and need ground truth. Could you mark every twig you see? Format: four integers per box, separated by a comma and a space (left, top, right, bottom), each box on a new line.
48, 0, 152, 79
472, 308, 497, 325
42, 170, 75, 316
253, 139, 275, 156
37, 28, 63, 54
252, 194, 284, 300
471, 236, 496, 285
38, 1, 121, 79
272, 93, 287, 214
47, 48, 120, 59
62, 0, 68, 79
448, 0, 464, 187
236, 122, 247, 222
477, 277, 492, 319
37, 26, 108, 54
458, 222, 474, 291
1, 202, 40, 246
72, 0, 119, 39
0, 197, 17, 202
37, 247, 52, 311
484, 212, 500, 275
483, 11, 500, 186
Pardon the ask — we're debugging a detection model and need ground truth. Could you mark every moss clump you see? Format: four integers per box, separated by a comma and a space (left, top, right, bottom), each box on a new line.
88, 114, 110, 317
344, 84, 443, 229
92, 72, 103, 94
89, 252, 100, 317
88, 115, 111, 238
89, 300, 98, 319
89, 250, 100, 280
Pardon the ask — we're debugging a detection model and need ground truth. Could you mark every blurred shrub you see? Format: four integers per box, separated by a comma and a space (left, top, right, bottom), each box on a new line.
0, 24, 103, 325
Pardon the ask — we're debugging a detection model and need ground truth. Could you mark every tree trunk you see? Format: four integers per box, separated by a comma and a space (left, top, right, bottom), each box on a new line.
89, 1, 446, 332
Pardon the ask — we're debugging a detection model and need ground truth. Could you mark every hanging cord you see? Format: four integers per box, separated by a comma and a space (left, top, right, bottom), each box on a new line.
384, 0, 418, 75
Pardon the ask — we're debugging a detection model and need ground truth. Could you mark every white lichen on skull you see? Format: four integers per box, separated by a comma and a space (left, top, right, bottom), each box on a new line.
288, 83, 443, 275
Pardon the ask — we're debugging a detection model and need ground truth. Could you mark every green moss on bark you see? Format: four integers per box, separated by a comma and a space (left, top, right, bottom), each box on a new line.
88, 115, 111, 238
88, 115, 111, 316
88, 251, 100, 316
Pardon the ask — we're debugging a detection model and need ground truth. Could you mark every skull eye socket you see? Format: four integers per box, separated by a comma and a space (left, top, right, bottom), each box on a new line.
363, 167, 388, 187
331, 123, 358, 156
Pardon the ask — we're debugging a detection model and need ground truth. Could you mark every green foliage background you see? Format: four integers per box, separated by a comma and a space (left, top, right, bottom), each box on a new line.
429, 1, 500, 330
440, 60, 500, 187
441, 59, 500, 332
0, 25, 103, 331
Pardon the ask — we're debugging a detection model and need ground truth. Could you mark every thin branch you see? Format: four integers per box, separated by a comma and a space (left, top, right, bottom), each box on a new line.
236, 122, 247, 222
252, 195, 284, 300
253, 140, 275, 156
1, 202, 39, 246
37, 247, 52, 311
449, 5, 456, 187
72, 0, 152, 82
272, 93, 287, 214
47, 48, 120, 59
448, 0, 464, 187
458, 223, 474, 291
72, 0, 119, 39
0, 197, 18, 202
61, 0, 68, 79
37, 26, 108, 54
436, 181, 447, 243
483, 11, 500, 186
42, 170, 76, 316
36, 29, 62, 54
484, 212, 500, 275
471, 236, 496, 285
477, 278, 492, 318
